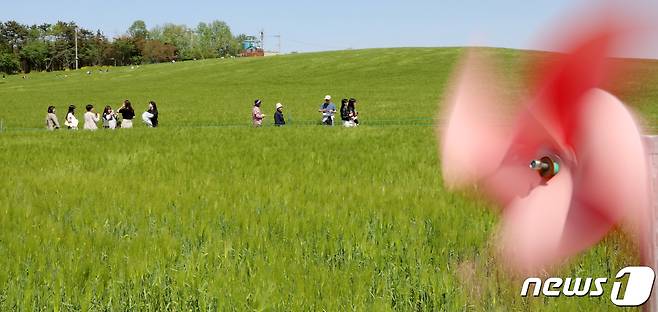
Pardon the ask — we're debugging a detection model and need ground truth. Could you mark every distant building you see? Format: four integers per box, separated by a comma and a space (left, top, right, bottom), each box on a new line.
241, 35, 264, 57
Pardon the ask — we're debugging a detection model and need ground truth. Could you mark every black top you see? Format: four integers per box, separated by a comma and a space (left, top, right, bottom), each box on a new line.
348, 106, 357, 117
340, 106, 350, 121
150, 110, 159, 127
118, 107, 135, 120
274, 110, 285, 126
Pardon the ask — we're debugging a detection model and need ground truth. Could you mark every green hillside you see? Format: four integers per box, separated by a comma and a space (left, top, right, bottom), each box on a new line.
0, 48, 656, 311
1, 48, 459, 129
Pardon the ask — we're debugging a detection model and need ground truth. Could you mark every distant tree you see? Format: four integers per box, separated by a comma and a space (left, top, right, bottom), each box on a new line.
160, 24, 193, 60
128, 20, 149, 40
149, 26, 163, 41
142, 40, 176, 63
128, 20, 150, 58
18, 24, 52, 72
193, 22, 213, 59
102, 44, 117, 66
229, 34, 248, 56
0, 18, 247, 73
0, 21, 29, 54
19, 40, 48, 72
193, 20, 234, 59
49, 21, 77, 70
110, 37, 138, 66
0, 21, 7, 53
80, 30, 109, 66
0, 52, 20, 74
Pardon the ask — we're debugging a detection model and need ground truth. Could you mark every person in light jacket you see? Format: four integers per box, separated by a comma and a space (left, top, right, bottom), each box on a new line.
83, 104, 100, 130
45, 106, 60, 130
253, 99, 265, 127
318, 95, 336, 126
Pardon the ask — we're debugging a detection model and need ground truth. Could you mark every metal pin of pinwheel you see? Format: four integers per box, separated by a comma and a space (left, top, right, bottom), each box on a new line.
439, 20, 651, 274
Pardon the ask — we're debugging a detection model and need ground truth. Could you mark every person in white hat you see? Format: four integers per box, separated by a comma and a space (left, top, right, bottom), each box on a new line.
274, 103, 285, 126
318, 95, 336, 126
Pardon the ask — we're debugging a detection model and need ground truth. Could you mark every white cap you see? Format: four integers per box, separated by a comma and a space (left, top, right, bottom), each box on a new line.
276, 103, 283, 109
324, 95, 331, 100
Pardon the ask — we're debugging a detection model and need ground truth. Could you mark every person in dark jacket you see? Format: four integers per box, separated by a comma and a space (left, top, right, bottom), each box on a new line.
348, 98, 359, 126
339, 98, 352, 127
340, 99, 357, 128
274, 103, 285, 126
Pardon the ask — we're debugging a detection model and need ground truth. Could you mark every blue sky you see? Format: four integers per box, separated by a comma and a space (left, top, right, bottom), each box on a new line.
2, 0, 655, 56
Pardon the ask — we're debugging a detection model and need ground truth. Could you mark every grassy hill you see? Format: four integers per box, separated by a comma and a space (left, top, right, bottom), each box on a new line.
0, 48, 656, 311
0, 48, 460, 129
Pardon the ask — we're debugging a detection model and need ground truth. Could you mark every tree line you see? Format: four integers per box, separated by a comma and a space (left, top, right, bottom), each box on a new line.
0, 20, 248, 74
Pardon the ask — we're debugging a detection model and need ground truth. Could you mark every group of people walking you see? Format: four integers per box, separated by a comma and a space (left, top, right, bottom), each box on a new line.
252, 99, 285, 127
252, 95, 360, 127
45, 100, 159, 130
44, 95, 358, 130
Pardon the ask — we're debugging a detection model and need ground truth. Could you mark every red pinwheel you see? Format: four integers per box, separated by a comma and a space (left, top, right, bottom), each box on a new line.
439, 20, 651, 273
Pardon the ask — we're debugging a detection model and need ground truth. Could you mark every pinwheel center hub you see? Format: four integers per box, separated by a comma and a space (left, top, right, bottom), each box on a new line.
529, 156, 560, 181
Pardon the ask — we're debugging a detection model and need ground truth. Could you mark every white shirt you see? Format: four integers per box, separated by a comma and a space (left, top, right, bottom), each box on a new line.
142, 111, 154, 127
66, 113, 79, 129
103, 113, 117, 129
83, 112, 99, 130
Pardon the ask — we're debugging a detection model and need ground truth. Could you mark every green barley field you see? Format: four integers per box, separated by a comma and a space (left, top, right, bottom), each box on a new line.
1, 48, 658, 311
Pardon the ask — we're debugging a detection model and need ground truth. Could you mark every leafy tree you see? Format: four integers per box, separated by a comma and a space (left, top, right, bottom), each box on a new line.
80, 30, 109, 66
110, 37, 138, 66
0, 52, 20, 74
229, 34, 248, 56
193, 20, 234, 59
0, 21, 29, 53
142, 40, 176, 63
20, 40, 48, 72
160, 24, 193, 60
128, 20, 149, 40
0, 18, 247, 73
48, 21, 77, 71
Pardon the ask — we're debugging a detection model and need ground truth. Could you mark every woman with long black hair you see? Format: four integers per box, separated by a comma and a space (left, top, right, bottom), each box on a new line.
340, 98, 352, 127
142, 101, 159, 127
64, 105, 78, 130
117, 99, 135, 128
348, 98, 359, 126
102, 106, 118, 129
